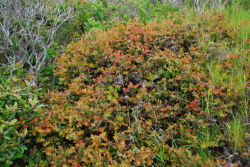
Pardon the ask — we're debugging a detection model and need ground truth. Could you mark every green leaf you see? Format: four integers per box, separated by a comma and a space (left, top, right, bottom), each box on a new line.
107, 94, 113, 101
114, 92, 119, 98
24, 80, 30, 87
136, 46, 141, 52
201, 142, 209, 148
4, 135, 11, 140
146, 73, 159, 81
2, 109, 8, 115
29, 160, 34, 166
2, 92, 8, 98
1, 101, 5, 108
4, 162, 11, 167
20, 145, 27, 153
116, 116, 124, 122
163, 71, 171, 78
173, 104, 180, 111
34, 104, 47, 109
158, 68, 165, 75
13, 152, 23, 159
28, 96, 38, 108
132, 109, 138, 114
9, 119, 17, 126
32, 88, 42, 93
0, 124, 7, 133
24, 106, 31, 112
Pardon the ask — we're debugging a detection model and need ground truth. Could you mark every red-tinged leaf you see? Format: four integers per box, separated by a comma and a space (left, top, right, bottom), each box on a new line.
247, 38, 250, 44
238, 142, 244, 147
213, 89, 219, 95
146, 121, 152, 126
107, 151, 113, 165
200, 83, 205, 88
123, 88, 128, 93
242, 152, 249, 156
182, 57, 190, 63
225, 61, 232, 67
100, 95, 106, 100
220, 86, 226, 91
230, 53, 237, 59
201, 142, 209, 148
135, 159, 142, 166
128, 82, 133, 89
83, 121, 88, 126
199, 111, 205, 114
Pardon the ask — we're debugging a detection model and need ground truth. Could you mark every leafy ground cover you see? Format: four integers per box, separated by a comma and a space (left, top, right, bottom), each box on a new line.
0, 0, 249, 166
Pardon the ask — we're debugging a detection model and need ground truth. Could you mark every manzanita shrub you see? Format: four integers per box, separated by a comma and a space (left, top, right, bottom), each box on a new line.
30, 14, 248, 166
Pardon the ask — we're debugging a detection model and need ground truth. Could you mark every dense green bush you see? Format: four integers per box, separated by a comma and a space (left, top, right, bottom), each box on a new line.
108, 0, 179, 22
0, 73, 44, 166
73, 0, 179, 33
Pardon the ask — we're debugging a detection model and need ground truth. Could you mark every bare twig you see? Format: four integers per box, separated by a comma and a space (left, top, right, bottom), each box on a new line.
0, 0, 75, 85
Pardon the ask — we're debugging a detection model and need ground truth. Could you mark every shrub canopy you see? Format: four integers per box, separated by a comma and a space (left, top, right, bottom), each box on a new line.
30, 15, 245, 166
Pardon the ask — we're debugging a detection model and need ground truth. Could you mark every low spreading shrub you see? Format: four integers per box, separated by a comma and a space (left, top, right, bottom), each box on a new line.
27, 13, 250, 166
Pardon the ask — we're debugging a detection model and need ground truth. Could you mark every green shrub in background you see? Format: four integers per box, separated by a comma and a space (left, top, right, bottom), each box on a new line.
74, 0, 119, 31
73, 0, 179, 33
84, 18, 105, 31
225, 0, 250, 10
107, 0, 178, 22
177, 0, 250, 10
